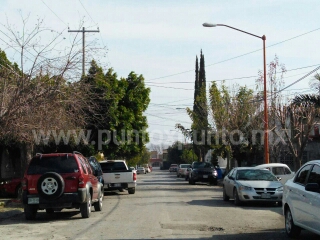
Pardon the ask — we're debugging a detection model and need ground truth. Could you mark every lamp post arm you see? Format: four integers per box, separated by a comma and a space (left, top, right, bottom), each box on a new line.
216, 24, 263, 39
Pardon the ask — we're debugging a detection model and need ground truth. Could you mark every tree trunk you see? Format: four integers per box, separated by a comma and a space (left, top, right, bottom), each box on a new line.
19, 143, 33, 177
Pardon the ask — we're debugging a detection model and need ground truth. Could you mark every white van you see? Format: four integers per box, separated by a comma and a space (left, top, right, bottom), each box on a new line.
255, 163, 295, 185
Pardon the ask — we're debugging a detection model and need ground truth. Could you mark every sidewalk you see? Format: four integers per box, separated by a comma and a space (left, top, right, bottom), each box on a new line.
0, 198, 24, 221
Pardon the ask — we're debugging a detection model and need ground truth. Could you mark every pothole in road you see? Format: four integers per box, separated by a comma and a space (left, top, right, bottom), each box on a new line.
161, 223, 224, 232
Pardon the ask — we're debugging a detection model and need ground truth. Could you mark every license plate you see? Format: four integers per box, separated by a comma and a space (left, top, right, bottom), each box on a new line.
114, 183, 121, 187
203, 175, 208, 178
28, 197, 39, 204
261, 193, 271, 199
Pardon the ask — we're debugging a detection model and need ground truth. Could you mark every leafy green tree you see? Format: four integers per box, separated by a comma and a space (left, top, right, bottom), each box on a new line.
84, 61, 150, 161
209, 82, 260, 168
167, 141, 184, 164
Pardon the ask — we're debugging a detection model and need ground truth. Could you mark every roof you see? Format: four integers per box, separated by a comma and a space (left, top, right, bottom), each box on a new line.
99, 160, 125, 163
255, 163, 290, 168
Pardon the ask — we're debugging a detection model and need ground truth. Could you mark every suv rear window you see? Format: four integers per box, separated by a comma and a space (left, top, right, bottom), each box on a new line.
100, 162, 127, 172
27, 155, 79, 175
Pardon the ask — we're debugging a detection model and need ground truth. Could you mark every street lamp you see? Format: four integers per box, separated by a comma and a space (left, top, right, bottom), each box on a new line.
203, 23, 269, 164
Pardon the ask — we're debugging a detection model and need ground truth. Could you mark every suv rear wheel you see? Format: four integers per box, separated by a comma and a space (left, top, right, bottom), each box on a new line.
80, 192, 91, 218
37, 172, 65, 200
24, 205, 37, 220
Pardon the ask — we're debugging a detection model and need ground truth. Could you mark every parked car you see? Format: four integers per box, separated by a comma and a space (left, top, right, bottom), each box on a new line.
0, 177, 22, 199
169, 164, 178, 172
255, 163, 295, 185
188, 162, 218, 185
137, 167, 146, 174
177, 164, 191, 178
283, 160, 320, 238
22, 152, 104, 220
222, 167, 283, 206
99, 160, 137, 194
88, 156, 104, 187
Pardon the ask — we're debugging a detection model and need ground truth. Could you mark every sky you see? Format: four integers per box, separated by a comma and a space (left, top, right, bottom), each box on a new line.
1, 0, 320, 148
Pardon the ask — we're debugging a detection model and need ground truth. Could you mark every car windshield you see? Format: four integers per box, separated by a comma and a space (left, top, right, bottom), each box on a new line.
236, 169, 278, 181
27, 155, 79, 175
180, 164, 191, 168
193, 162, 212, 169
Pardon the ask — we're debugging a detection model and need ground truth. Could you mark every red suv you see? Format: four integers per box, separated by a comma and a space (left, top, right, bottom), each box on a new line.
22, 152, 104, 220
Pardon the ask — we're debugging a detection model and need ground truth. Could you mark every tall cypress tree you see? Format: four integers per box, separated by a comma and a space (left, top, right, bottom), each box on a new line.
191, 50, 209, 161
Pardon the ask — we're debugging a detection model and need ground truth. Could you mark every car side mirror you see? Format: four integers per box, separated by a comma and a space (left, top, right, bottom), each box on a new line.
229, 176, 234, 180
277, 177, 282, 181
305, 183, 320, 193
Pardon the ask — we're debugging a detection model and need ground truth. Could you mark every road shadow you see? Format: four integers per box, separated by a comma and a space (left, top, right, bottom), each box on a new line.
118, 229, 319, 240
186, 197, 283, 215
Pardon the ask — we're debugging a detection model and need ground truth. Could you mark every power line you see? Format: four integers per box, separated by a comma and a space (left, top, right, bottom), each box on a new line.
41, 0, 68, 27
145, 27, 320, 82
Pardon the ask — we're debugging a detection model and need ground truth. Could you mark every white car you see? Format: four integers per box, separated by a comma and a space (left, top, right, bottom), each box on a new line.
283, 160, 320, 238
137, 167, 146, 174
255, 163, 295, 185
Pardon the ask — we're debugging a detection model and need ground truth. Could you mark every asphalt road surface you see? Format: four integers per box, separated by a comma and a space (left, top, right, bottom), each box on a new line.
0, 170, 318, 240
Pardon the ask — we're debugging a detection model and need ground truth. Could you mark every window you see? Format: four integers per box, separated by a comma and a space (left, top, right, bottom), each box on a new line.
307, 165, 320, 185
100, 162, 127, 172
272, 167, 285, 175
294, 164, 312, 185
78, 157, 88, 174
27, 155, 79, 175
284, 167, 292, 175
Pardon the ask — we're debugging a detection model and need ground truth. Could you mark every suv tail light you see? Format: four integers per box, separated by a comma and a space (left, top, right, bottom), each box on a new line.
133, 172, 137, 181
212, 170, 218, 177
22, 178, 27, 190
78, 176, 85, 188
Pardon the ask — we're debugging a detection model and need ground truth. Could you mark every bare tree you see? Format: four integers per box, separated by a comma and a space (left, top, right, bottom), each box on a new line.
0, 15, 101, 168
274, 103, 319, 171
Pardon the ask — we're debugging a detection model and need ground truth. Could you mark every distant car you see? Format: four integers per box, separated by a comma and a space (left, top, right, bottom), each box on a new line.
255, 163, 295, 185
137, 167, 146, 174
129, 167, 136, 173
222, 167, 283, 206
0, 177, 22, 199
177, 164, 191, 178
169, 164, 178, 172
283, 160, 320, 238
188, 162, 218, 185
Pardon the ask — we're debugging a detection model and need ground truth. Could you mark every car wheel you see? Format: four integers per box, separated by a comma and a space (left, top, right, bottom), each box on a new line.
15, 185, 23, 201
128, 188, 135, 194
46, 208, 54, 214
37, 172, 65, 200
233, 188, 241, 206
80, 192, 91, 218
223, 186, 229, 201
24, 204, 37, 220
189, 178, 195, 185
285, 207, 301, 238
93, 190, 103, 211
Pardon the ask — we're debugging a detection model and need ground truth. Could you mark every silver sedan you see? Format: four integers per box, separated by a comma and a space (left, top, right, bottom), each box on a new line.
223, 167, 283, 206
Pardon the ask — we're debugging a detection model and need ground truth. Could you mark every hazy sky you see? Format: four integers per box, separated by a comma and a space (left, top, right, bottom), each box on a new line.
1, 0, 320, 146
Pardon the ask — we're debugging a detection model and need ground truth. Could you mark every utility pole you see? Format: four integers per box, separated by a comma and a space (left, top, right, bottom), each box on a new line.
68, 27, 99, 76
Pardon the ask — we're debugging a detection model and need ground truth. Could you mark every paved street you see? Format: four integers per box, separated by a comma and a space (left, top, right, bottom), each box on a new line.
0, 170, 318, 239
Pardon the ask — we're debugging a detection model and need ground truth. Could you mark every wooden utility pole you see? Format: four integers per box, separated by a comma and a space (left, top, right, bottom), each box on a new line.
68, 27, 100, 76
